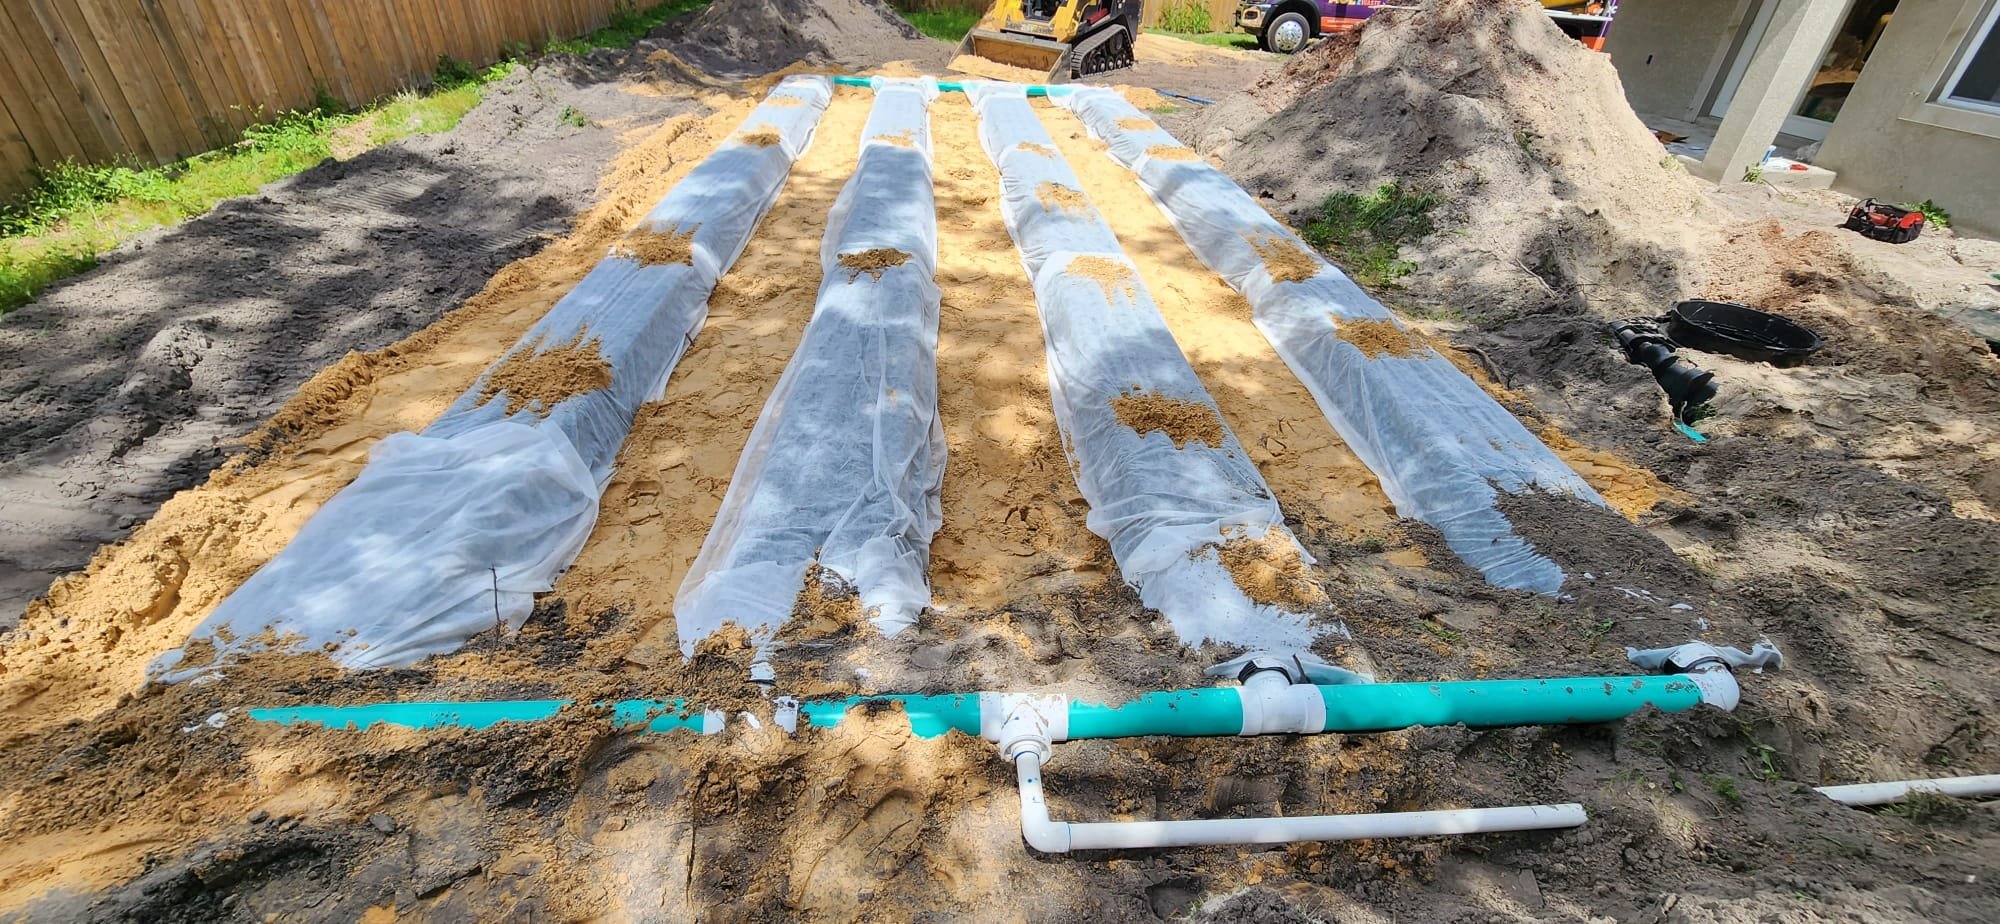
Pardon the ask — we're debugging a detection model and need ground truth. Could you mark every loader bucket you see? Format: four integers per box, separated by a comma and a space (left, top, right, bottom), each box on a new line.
955, 28, 1070, 83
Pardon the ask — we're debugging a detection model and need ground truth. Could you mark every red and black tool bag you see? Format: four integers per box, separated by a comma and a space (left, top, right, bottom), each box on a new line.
1842, 198, 1925, 244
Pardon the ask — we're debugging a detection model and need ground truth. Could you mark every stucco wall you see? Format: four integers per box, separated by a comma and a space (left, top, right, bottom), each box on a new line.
1817, 0, 2000, 238
1605, 0, 1755, 117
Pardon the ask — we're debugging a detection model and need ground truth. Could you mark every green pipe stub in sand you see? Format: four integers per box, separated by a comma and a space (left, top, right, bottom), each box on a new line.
248, 674, 1704, 739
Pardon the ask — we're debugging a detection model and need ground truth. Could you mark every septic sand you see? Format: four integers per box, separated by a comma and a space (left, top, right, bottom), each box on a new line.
4, 1, 1998, 919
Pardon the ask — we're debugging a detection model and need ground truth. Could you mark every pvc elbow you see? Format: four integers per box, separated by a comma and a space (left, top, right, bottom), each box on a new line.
1014, 751, 1072, 853
1685, 664, 1741, 711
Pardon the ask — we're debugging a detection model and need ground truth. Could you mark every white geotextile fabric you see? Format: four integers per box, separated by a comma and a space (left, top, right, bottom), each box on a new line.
1057, 87, 1601, 594
151, 78, 833, 678
969, 83, 1329, 650
675, 79, 946, 665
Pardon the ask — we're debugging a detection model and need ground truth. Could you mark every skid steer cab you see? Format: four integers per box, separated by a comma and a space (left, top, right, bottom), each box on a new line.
957, 0, 1143, 82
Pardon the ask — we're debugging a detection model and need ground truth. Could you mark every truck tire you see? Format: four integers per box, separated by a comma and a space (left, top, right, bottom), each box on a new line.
1262, 11, 1311, 54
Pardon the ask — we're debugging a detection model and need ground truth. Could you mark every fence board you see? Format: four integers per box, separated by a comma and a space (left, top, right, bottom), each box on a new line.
0, 9, 89, 163
80, 0, 205, 156
0, 101, 37, 202
145, 0, 231, 146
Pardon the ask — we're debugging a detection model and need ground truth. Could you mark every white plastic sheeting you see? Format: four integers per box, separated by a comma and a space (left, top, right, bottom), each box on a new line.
969, 82, 1334, 650
151, 78, 834, 678
1056, 88, 1601, 594
675, 79, 946, 667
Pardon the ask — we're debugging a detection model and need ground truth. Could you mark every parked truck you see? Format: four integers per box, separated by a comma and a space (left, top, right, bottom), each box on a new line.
1235, 1, 1618, 55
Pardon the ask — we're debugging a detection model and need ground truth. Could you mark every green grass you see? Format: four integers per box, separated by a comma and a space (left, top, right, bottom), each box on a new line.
1, 2, 706, 315
1300, 182, 1438, 289
1144, 28, 1260, 50
899, 8, 981, 42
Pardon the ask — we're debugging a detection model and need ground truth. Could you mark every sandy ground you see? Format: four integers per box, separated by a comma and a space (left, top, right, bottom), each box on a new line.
1, 0, 1997, 921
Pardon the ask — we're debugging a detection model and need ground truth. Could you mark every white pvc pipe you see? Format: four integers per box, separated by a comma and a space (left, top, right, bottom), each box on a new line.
1014, 752, 1586, 853
1815, 774, 2000, 807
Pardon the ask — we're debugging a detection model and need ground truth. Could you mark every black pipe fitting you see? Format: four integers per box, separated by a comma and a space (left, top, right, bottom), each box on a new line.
1608, 320, 1717, 424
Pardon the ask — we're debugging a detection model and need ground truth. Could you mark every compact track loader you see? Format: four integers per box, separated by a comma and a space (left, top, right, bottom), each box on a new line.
956, 0, 1143, 82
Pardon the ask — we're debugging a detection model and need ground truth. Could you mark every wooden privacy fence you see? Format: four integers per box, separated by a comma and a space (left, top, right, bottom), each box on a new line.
0, 0, 642, 202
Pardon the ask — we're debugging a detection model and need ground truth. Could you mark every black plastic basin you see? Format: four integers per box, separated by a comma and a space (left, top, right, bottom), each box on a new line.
1665, 300, 1822, 367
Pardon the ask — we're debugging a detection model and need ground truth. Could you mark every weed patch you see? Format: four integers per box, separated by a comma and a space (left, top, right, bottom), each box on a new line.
1300, 183, 1437, 289
1154, 0, 1212, 33
1900, 198, 1951, 229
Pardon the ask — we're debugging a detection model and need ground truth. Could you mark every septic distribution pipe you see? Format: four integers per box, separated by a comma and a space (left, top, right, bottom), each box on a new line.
249, 672, 1714, 739
247, 646, 1772, 853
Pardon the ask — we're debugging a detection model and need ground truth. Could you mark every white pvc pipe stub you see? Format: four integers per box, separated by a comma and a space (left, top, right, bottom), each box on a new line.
1014, 752, 1586, 853
1816, 774, 2000, 807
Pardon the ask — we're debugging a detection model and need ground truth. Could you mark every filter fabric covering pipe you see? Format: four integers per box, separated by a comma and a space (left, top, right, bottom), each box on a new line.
964, 80, 1338, 651
154, 78, 835, 678
673, 78, 947, 666
1055, 87, 1603, 594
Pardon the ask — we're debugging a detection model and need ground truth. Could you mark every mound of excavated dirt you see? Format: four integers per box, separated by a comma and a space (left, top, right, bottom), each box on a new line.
1200, 0, 1716, 323
649, 0, 948, 77
0, 63, 697, 626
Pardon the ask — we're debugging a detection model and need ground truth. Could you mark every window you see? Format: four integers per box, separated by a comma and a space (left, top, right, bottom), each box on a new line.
1942, 2, 2000, 113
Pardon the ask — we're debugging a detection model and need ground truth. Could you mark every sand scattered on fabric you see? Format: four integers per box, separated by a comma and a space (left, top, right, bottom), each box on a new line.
480, 330, 614, 416
1115, 117, 1157, 131
1146, 145, 1201, 161
737, 126, 782, 147
874, 128, 917, 148
1248, 233, 1320, 283
765, 95, 805, 107
1334, 317, 1429, 359
780, 564, 872, 641
838, 247, 912, 281
1036, 182, 1090, 214
1067, 255, 1138, 303
1209, 528, 1327, 610
1111, 390, 1225, 449
1041, 102, 1398, 542
1014, 142, 1056, 158
619, 225, 698, 266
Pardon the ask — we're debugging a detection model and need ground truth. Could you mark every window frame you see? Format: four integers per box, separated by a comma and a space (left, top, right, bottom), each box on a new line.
1939, 0, 2000, 115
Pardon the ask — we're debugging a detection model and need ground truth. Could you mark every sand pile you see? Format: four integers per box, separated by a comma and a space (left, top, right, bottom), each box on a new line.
1200, 0, 1718, 323
647, 0, 948, 78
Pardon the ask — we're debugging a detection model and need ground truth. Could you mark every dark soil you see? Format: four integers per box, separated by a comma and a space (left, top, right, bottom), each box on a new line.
0, 65, 696, 626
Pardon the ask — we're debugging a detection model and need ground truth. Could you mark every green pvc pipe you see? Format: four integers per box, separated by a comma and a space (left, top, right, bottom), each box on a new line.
831, 75, 1066, 97
1316, 676, 1705, 734
798, 693, 982, 738
248, 675, 1705, 739
1069, 688, 1245, 738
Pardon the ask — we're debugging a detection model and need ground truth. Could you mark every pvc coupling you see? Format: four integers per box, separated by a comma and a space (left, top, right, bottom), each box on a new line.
1626, 640, 1783, 712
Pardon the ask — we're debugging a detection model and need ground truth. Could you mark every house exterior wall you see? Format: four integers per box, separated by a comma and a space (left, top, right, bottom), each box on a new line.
1816, 0, 2000, 237
1604, 0, 1756, 118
